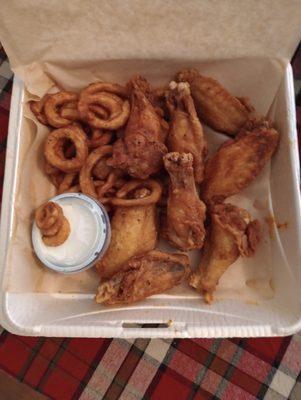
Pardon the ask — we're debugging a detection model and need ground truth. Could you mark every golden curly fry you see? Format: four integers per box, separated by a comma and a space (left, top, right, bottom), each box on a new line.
41, 214, 63, 236
44, 124, 89, 173
80, 82, 128, 98
35, 201, 71, 246
44, 91, 79, 128
79, 145, 113, 198
29, 94, 52, 125
111, 179, 162, 207
35, 202, 63, 230
42, 217, 70, 246
60, 101, 80, 122
97, 170, 122, 199
58, 172, 78, 194
78, 91, 130, 130
92, 157, 112, 180
88, 130, 113, 149
62, 184, 80, 193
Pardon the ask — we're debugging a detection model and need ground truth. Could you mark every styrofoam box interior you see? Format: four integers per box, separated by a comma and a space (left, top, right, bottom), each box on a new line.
0, 62, 301, 338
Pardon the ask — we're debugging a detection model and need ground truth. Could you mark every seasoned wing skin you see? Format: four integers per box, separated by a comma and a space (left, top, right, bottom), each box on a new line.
201, 118, 279, 205
163, 152, 206, 250
96, 204, 157, 278
190, 204, 261, 303
176, 69, 253, 135
108, 76, 167, 179
166, 81, 207, 183
96, 250, 190, 305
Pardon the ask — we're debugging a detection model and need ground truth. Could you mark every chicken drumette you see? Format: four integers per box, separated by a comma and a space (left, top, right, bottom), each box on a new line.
166, 81, 207, 183
163, 152, 206, 251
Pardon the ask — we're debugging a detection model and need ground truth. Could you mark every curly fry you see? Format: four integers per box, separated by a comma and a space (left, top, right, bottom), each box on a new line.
48, 173, 64, 188
35, 202, 63, 230
79, 145, 113, 198
44, 91, 78, 128
29, 94, 52, 125
89, 105, 109, 119
58, 172, 78, 194
78, 92, 130, 130
62, 184, 80, 194
111, 179, 162, 206
97, 171, 119, 198
114, 178, 127, 189
44, 161, 60, 176
81, 82, 128, 98
60, 101, 80, 121
92, 156, 112, 180
44, 125, 88, 173
89, 130, 113, 149
41, 214, 63, 236
94, 180, 106, 187
42, 217, 70, 246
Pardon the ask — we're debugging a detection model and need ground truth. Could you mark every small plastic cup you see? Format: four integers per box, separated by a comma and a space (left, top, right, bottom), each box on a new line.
32, 193, 111, 274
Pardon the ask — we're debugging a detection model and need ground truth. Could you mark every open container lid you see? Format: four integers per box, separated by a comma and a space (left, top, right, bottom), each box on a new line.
0, 0, 300, 83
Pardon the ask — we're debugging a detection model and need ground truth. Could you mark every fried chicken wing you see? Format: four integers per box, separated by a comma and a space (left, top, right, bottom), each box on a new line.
201, 118, 279, 204
163, 152, 206, 251
96, 250, 190, 305
176, 69, 254, 135
96, 185, 159, 278
166, 81, 207, 183
108, 76, 167, 179
190, 204, 261, 304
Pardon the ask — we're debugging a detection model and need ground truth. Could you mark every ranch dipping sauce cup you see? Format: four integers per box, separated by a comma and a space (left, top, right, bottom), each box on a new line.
32, 193, 111, 274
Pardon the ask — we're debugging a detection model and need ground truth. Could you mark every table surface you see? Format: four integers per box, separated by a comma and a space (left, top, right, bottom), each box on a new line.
0, 44, 301, 400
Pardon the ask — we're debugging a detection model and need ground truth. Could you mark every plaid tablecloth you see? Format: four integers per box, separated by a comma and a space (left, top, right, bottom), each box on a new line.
0, 45, 301, 400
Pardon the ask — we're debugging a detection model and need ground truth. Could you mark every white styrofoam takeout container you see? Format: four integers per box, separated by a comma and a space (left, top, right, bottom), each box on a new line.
0, 63, 300, 338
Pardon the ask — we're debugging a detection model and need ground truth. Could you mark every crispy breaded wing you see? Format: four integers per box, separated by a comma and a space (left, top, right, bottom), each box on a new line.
96, 204, 157, 278
201, 118, 279, 204
96, 250, 190, 305
176, 68, 253, 135
166, 81, 207, 183
163, 152, 206, 250
108, 75, 167, 179
190, 204, 261, 303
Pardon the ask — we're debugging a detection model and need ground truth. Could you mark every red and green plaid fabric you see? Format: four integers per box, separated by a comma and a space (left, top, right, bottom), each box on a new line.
0, 44, 301, 400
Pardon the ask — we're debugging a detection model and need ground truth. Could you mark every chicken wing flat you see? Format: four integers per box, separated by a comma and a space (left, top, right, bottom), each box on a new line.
96, 250, 190, 305
163, 152, 206, 250
201, 118, 279, 205
166, 81, 207, 183
190, 203, 261, 304
176, 69, 254, 135
108, 75, 167, 179
96, 193, 158, 278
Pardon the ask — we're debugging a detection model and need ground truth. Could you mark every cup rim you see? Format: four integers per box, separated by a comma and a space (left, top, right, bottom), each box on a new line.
32, 193, 111, 274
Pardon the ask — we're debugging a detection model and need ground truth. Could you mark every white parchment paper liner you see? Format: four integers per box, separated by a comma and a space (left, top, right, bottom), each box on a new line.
0, 1, 300, 302
2, 58, 283, 303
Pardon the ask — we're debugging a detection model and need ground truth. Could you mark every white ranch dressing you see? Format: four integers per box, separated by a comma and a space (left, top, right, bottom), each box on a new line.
32, 194, 110, 273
